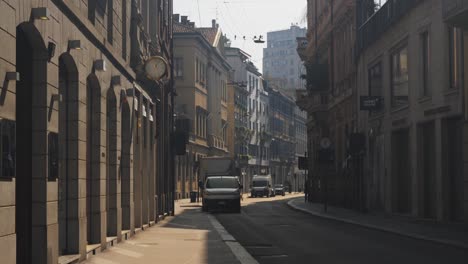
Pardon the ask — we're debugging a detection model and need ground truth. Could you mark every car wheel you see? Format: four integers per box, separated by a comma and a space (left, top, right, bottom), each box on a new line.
235, 200, 241, 213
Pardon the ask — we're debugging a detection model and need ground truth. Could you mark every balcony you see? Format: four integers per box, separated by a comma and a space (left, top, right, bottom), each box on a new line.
295, 89, 328, 114
443, 0, 468, 29
357, 0, 423, 54
208, 134, 226, 151
296, 37, 309, 61
302, 63, 330, 91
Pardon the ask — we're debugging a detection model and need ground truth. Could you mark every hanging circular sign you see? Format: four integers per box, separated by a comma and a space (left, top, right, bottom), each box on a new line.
320, 137, 331, 149
144, 56, 168, 81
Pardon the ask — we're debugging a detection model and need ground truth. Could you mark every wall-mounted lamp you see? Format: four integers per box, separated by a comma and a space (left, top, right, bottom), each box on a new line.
31, 7, 50, 20
5, 72, 20, 81
1, 72, 19, 105
48, 93, 62, 121
94, 59, 107, 72
68, 40, 81, 51
47, 42, 56, 62
111, 76, 121, 86
51, 94, 62, 103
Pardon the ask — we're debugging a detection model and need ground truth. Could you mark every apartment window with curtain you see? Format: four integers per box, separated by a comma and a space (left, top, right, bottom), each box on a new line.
448, 27, 459, 89
391, 45, 409, 107
420, 31, 430, 97
174, 58, 184, 78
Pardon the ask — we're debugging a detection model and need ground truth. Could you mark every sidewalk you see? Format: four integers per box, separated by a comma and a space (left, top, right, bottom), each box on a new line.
288, 197, 468, 250
82, 199, 257, 264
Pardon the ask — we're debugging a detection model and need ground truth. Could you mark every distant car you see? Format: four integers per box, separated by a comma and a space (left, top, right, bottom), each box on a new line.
274, 184, 286, 196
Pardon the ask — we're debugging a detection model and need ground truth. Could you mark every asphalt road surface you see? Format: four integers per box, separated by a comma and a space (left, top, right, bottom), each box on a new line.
214, 195, 468, 264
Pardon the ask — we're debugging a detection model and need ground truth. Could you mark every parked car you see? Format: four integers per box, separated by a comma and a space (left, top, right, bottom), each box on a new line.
274, 184, 286, 196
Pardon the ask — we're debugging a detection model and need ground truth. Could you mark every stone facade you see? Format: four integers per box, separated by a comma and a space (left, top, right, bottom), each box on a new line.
443, 0, 468, 224
357, 0, 467, 221
297, 0, 358, 206
0, 0, 174, 263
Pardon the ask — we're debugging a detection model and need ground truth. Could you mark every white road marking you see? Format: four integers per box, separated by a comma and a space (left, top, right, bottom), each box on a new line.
207, 214, 259, 264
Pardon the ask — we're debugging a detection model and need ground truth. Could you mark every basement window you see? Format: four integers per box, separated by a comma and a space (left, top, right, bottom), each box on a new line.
0, 119, 15, 179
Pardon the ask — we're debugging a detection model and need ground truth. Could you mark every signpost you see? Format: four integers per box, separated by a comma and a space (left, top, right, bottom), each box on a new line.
318, 137, 334, 212
360, 96, 383, 111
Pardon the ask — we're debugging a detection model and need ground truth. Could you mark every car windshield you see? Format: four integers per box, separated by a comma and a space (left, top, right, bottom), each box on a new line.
274, 184, 283, 188
205, 177, 239, 189
253, 180, 268, 187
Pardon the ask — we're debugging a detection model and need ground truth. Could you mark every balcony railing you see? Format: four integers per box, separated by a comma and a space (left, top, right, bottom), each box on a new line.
296, 37, 309, 61
357, 0, 423, 55
443, 0, 468, 28
302, 63, 330, 91
296, 90, 328, 114
208, 134, 226, 151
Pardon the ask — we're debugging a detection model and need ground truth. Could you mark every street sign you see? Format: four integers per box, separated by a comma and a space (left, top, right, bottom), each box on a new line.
360, 96, 383, 111
298, 157, 308, 170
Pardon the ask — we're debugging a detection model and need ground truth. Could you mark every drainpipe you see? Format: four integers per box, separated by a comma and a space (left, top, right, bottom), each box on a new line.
170, 29, 176, 216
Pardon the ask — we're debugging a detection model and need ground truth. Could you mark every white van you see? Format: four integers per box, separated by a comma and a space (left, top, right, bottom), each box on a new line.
250, 175, 274, 198
202, 176, 242, 213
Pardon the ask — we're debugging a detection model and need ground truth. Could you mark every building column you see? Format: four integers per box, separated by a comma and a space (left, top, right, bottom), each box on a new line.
435, 119, 444, 220
133, 94, 142, 229
410, 124, 419, 217
464, 30, 468, 222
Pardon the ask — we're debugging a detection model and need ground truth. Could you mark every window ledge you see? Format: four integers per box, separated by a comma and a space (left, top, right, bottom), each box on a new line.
390, 105, 409, 114
444, 88, 459, 96
369, 112, 385, 120
0, 176, 14, 182
418, 96, 432, 104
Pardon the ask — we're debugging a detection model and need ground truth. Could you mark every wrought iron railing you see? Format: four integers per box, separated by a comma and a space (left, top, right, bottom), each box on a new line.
357, 0, 423, 55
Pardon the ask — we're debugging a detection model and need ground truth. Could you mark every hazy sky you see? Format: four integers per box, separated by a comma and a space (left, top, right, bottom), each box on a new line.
173, 0, 307, 73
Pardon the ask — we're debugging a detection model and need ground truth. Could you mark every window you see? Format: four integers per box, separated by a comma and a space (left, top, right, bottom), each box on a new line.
174, 58, 184, 78
122, 0, 127, 59
448, 27, 458, 89
48, 132, 58, 180
391, 45, 409, 107
0, 119, 15, 178
107, 0, 113, 44
368, 61, 383, 111
195, 58, 199, 83
420, 31, 430, 96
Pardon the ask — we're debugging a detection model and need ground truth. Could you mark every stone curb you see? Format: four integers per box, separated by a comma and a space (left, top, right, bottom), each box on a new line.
287, 198, 468, 250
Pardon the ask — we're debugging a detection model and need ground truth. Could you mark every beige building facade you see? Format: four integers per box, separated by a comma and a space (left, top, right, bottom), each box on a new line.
173, 16, 231, 199
0, 1, 174, 263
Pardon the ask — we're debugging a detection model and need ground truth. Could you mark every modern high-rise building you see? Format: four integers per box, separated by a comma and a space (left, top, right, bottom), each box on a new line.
263, 25, 307, 92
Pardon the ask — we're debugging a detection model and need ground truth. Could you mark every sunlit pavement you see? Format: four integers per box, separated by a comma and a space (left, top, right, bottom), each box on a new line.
241, 192, 304, 205
82, 200, 241, 264
215, 194, 468, 264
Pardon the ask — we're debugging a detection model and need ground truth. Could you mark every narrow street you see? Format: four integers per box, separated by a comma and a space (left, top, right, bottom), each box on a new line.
215, 195, 468, 264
